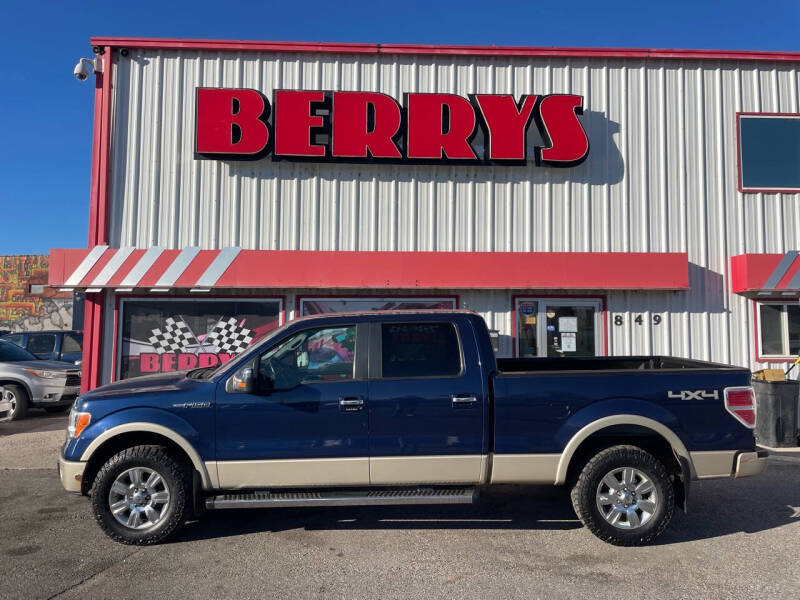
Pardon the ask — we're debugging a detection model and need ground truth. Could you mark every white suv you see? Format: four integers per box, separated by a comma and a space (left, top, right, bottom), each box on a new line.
0, 340, 81, 420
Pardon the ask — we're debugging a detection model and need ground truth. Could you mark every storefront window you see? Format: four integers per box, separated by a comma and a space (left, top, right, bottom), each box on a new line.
738, 115, 800, 191
515, 298, 603, 357
758, 303, 800, 358
299, 296, 456, 316
118, 298, 282, 380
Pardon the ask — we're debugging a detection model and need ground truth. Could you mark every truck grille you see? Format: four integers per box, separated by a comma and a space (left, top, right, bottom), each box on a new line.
65, 373, 81, 387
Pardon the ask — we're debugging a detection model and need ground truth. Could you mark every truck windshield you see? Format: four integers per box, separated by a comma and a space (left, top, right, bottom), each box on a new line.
0, 340, 38, 362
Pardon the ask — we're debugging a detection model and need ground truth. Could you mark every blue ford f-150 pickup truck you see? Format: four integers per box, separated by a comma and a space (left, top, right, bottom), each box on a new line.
58, 310, 767, 546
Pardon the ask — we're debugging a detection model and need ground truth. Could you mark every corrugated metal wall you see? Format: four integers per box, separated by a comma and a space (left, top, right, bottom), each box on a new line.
101, 48, 800, 379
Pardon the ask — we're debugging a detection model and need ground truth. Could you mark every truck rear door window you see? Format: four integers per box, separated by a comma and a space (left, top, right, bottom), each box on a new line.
380, 323, 462, 378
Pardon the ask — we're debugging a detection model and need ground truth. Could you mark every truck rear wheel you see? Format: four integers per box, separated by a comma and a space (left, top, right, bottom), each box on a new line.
570, 445, 674, 546
90, 445, 190, 545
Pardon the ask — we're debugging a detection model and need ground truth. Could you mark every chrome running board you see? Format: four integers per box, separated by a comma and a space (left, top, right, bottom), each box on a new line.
206, 487, 477, 510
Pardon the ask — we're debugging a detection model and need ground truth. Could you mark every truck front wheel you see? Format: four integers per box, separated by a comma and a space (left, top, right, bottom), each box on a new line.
90, 445, 190, 545
570, 445, 675, 546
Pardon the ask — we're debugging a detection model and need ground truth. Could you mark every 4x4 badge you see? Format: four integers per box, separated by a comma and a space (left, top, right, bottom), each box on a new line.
668, 390, 719, 401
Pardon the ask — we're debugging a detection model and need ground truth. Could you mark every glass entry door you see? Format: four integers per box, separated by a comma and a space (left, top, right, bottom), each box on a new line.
515, 298, 603, 357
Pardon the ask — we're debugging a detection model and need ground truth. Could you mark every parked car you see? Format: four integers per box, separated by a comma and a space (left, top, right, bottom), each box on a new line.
58, 310, 765, 546
0, 340, 81, 420
1, 330, 83, 365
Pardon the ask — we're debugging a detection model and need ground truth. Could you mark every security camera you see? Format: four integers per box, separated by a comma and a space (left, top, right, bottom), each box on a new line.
73, 58, 96, 81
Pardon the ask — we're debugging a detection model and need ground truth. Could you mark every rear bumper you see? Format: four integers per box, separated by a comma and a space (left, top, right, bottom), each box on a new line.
734, 450, 768, 478
57, 456, 86, 493
690, 449, 768, 479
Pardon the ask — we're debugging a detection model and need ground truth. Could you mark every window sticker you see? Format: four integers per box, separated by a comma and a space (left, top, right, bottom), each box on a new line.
558, 316, 578, 332
561, 332, 577, 352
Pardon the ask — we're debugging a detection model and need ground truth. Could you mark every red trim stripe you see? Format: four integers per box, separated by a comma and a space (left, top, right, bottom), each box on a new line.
731, 253, 800, 293
78, 248, 115, 287
106, 249, 147, 287
137, 249, 183, 287
173, 251, 219, 288
88, 37, 800, 63
51, 248, 689, 291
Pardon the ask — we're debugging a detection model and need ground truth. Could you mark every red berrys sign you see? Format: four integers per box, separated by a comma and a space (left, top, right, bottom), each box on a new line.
195, 88, 589, 167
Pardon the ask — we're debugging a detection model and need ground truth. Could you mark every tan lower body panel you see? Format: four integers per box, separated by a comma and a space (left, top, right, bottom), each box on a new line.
58, 457, 86, 493
369, 455, 484, 485
216, 457, 369, 489
690, 450, 738, 479
489, 454, 560, 484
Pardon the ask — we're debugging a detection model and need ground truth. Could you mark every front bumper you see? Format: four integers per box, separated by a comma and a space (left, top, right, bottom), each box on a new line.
32, 383, 80, 406
58, 456, 86, 493
734, 450, 769, 478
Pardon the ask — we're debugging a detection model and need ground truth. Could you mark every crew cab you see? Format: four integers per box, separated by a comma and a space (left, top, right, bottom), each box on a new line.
58, 310, 766, 546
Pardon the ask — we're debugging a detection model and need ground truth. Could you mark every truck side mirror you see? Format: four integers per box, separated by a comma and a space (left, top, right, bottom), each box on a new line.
227, 366, 255, 394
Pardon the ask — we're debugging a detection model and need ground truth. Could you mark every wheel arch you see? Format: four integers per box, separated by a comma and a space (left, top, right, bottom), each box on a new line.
0, 378, 33, 400
556, 414, 694, 485
80, 423, 215, 493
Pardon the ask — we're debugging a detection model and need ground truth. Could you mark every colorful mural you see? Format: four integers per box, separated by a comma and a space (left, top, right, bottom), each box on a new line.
0, 255, 74, 331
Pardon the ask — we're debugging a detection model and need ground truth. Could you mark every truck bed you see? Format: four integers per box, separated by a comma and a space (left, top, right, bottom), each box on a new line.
496, 356, 742, 373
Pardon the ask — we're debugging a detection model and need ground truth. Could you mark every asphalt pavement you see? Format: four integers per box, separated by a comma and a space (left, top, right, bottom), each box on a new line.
0, 410, 68, 437
1, 418, 799, 600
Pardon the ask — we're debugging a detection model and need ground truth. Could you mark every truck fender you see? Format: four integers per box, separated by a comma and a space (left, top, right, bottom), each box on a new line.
78, 410, 215, 489
554, 412, 694, 485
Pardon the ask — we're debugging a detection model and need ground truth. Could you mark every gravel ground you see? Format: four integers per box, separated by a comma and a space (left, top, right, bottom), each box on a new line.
1, 417, 798, 600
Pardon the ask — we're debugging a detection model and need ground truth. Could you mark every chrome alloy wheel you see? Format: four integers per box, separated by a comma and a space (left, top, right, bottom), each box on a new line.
7, 391, 16, 415
109, 467, 171, 530
595, 467, 658, 530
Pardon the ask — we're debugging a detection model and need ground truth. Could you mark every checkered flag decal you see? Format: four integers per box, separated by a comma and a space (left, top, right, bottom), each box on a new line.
148, 317, 198, 354
206, 318, 254, 354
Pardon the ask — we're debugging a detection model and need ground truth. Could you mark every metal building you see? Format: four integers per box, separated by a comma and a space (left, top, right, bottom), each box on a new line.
50, 38, 800, 391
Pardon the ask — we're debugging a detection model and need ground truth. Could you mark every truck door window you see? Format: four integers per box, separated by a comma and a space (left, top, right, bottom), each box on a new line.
63, 334, 82, 354
380, 323, 462, 378
259, 326, 356, 389
27, 333, 56, 356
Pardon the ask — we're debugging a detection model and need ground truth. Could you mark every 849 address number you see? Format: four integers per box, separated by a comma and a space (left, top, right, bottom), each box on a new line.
613, 314, 662, 326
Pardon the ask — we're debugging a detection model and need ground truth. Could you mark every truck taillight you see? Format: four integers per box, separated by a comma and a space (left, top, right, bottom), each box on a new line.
724, 386, 756, 429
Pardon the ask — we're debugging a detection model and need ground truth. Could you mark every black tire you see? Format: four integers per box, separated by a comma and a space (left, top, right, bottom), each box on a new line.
570, 445, 675, 546
44, 405, 70, 413
5, 384, 29, 421
90, 445, 190, 545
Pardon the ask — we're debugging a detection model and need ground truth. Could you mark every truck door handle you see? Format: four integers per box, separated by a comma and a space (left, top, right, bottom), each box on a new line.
339, 397, 364, 411
451, 395, 478, 408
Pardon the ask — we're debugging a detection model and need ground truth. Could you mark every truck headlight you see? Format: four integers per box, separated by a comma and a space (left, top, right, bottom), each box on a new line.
24, 368, 62, 379
67, 407, 91, 439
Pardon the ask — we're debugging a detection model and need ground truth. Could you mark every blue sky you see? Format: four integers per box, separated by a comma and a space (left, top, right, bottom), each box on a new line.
1, 0, 799, 255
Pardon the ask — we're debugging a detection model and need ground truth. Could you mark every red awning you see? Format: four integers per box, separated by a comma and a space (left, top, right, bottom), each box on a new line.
49, 247, 689, 292
731, 252, 800, 297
